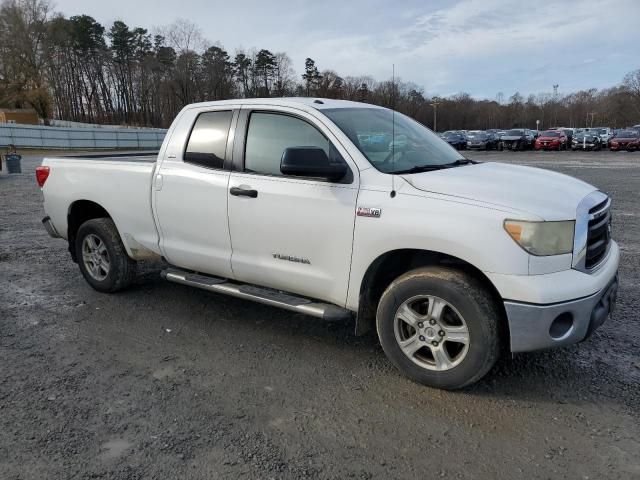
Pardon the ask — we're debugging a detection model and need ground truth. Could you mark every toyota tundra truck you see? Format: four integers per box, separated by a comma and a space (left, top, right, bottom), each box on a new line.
37, 98, 619, 389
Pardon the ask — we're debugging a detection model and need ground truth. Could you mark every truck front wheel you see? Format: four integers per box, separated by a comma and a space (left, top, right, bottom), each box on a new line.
376, 267, 501, 389
75, 218, 136, 293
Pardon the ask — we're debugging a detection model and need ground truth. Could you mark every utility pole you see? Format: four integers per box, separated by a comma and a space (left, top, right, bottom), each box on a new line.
587, 112, 596, 127
553, 84, 559, 126
430, 99, 440, 132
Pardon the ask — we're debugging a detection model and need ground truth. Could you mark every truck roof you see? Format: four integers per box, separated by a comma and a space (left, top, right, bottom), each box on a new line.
183, 97, 385, 111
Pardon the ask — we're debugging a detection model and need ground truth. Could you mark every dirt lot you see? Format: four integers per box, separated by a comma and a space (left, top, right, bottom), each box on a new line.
1, 150, 639, 479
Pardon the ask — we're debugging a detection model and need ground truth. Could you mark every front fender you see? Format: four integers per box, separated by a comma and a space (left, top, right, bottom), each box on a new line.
346, 187, 530, 310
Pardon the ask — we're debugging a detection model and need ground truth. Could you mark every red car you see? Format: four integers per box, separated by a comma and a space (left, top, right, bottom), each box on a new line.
610, 130, 640, 151
534, 130, 568, 151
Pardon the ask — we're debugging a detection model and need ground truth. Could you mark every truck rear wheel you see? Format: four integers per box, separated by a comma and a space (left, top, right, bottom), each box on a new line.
376, 267, 501, 389
76, 218, 136, 293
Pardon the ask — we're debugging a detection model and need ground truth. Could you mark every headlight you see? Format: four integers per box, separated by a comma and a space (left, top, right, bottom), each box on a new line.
504, 220, 575, 256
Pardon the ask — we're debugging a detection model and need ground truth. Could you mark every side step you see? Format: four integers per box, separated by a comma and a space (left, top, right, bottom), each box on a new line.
161, 268, 352, 322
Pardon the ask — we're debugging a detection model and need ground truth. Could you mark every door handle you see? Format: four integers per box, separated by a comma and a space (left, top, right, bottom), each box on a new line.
230, 186, 258, 198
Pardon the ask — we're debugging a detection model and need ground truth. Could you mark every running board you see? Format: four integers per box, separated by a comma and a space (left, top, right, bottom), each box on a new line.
161, 268, 352, 322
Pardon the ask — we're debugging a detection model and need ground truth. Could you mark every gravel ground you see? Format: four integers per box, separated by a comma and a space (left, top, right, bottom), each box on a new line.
1, 151, 639, 479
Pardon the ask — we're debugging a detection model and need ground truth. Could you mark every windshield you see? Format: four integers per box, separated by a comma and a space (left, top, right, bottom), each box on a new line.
505, 129, 524, 136
541, 131, 561, 137
322, 107, 465, 173
596, 128, 608, 134
617, 130, 638, 138
468, 133, 488, 139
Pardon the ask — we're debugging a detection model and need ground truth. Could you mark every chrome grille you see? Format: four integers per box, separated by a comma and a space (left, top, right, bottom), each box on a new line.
573, 191, 612, 273
585, 199, 611, 269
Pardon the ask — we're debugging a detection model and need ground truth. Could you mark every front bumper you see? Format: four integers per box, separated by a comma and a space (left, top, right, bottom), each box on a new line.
489, 240, 620, 353
572, 142, 599, 150
504, 273, 618, 352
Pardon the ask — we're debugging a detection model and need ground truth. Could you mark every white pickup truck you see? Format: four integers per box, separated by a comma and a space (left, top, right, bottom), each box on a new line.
38, 98, 619, 389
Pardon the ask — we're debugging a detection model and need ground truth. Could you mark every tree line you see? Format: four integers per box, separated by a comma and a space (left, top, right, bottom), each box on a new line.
1, 0, 639, 130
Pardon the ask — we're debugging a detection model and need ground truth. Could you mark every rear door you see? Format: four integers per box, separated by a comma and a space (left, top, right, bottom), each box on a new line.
153, 106, 238, 277
226, 106, 359, 306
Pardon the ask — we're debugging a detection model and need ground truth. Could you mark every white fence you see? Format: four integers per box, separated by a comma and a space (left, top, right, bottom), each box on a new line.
0, 124, 167, 150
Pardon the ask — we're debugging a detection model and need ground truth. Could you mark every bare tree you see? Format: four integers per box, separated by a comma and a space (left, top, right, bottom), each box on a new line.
623, 69, 640, 115
0, 0, 52, 118
159, 18, 207, 54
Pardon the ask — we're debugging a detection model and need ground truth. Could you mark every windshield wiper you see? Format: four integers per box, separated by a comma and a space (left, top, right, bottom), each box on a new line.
447, 158, 476, 166
391, 158, 477, 175
390, 165, 451, 174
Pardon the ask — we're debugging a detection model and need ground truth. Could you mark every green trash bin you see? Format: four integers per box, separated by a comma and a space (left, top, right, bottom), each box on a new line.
5, 153, 22, 174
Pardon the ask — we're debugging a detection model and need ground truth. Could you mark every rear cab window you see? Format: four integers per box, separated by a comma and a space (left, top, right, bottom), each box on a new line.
184, 110, 233, 169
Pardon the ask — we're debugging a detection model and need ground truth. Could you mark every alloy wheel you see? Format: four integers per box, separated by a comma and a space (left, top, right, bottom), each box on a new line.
82, 233, 110, 281
394, 295, 470, 371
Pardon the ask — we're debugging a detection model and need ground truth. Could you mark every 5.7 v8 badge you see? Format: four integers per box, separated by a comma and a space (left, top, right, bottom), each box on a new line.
357, 206, 382, 218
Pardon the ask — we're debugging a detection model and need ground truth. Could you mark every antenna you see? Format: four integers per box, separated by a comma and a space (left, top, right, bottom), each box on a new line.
391, 64, 396, 196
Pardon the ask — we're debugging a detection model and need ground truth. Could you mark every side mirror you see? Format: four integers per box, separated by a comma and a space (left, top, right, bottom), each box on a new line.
280, 147, 348, 181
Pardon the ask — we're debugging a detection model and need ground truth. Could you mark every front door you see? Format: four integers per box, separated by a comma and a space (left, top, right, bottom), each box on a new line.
227, 106, 359, 306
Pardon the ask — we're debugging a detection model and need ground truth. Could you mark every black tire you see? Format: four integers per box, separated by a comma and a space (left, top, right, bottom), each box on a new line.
75, 218, 136, 293
376, 267, 501, 390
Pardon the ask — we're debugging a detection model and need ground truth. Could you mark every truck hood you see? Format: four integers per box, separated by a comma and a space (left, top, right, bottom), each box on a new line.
400, 162, 597, 220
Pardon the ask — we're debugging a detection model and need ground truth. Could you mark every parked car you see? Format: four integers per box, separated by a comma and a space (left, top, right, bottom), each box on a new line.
610, 130, 640, 151
626, 137, 640, 151
357, 132, 389, 152
500, 129, 535, 150
534, 130, 568, 151
466, 131, 500, 150
572, 131, 603, 151
37, 98, 619, 390
560, 128, 575, 144
443, 131, 467, 150
594, 127, 613, 146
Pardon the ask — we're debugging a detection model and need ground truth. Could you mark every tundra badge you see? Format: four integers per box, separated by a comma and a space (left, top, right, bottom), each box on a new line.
273, 254, 311, 265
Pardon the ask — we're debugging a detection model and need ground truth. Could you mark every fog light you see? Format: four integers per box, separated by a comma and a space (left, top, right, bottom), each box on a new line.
549, 312, 574, 339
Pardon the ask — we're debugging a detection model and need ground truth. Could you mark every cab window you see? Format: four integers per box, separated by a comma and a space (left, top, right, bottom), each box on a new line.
244, 112, 331, 176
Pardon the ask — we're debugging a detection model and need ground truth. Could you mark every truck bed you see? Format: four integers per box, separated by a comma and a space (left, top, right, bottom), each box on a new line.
50, 151, 159, 163
41, 153, 161, 260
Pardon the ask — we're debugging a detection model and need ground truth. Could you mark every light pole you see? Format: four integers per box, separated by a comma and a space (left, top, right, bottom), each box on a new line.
430, 99, 441, 132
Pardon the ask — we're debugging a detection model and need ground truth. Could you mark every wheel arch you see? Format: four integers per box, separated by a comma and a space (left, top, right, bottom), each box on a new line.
67, 200, 116, 262
355, 249, 508, 343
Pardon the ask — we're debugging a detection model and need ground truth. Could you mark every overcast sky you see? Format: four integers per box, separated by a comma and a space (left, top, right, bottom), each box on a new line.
53, 0, 639, 99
